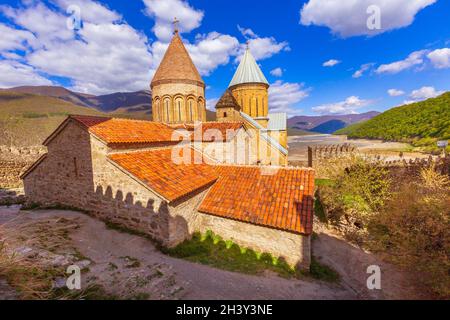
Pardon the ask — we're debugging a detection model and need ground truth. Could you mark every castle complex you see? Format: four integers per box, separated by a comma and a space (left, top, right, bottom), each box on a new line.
21, 24, 314, 269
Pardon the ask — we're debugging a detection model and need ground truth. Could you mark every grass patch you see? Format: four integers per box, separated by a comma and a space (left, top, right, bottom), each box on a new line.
315, 179, 335, 187
164, 231, 297, 279
314, 197, 327, 223
307, 257, 340, 282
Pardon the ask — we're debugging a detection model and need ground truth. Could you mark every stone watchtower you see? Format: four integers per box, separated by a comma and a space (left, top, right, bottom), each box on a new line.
228, 46, 269, 128
151, 23, 206, 123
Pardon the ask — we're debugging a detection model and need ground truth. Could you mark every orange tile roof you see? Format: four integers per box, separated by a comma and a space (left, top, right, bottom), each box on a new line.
108, 148, 217, 202
151, 33, 204, 87
70, 115, 180, 146
199, 166, 315, 235
196, 122, 244, 142
167, 122, 244, 142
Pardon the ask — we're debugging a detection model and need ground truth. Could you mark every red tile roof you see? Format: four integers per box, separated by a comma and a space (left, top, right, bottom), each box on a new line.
196, 122, 244, 142
168, 122, 244, 142
199, 166, 315, 235
108, 148, 217, 202
70, 115, 181, 145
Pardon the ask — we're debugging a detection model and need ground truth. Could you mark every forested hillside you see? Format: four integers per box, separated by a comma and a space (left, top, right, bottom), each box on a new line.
335, 92, 450, 150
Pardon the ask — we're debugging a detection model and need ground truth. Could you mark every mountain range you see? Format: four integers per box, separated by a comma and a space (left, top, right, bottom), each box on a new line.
0, 86, 153, 118
287, 111, 381, 134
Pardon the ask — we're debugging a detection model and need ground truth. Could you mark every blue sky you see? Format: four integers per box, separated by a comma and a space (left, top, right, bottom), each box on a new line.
0, 0, 449, 116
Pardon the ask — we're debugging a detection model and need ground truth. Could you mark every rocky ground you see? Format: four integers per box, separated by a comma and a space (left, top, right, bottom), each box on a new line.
0, 205, 423, 300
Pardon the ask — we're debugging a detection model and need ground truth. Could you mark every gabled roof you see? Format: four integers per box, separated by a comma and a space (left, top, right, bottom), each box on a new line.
239, 112, 288, 155
20, 153, 48, 179
44, 115, 181, 147
109, 148, 217, 202
151, 32, 204, 87
267, 113, 287, 131
199, 165, 315, 235
215, 89, 241, 110
229, 48, 269, 87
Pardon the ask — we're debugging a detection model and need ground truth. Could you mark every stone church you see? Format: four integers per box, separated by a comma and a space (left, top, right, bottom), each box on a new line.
21, 26, 314, 268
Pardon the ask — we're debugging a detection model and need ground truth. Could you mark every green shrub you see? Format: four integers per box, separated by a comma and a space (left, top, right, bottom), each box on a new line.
368, 167, 450, 298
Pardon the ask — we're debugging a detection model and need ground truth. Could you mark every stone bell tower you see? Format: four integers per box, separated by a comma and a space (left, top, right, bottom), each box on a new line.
150, 18, 206, 123
228, 45, 269, 127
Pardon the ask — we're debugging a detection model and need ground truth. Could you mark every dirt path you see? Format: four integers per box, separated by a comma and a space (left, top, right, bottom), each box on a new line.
0, 207, 422, 299
313, 223, 425, 299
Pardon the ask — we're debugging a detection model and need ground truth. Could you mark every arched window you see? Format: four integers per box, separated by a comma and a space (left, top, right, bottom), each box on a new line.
188, 99, 194, 121
164, 98, 170, 122
256, 98, 259, 117
154, 98, 160, 121
174, 97, 184, 122
198, 98, 204, 121
224, 112, 227, 118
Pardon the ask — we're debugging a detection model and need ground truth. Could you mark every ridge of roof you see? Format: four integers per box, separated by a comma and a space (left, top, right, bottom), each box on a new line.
229, 48, 269, 87
239, 112, 288, 155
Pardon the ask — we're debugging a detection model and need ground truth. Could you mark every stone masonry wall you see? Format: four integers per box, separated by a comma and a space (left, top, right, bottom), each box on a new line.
23, 121, 173, 245
22, 120, 309, 263
196, 213, 311, 269
0, 145, 45, 188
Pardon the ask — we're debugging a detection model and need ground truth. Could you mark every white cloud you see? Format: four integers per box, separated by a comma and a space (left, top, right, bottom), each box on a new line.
0, 1, 154, 94
312, 96, 373, 115
268, 80, 310, 116
235, 26, 289, 61
143, 0, 204, 42
0, 23, 36, 51
427, 48, 450, 69
409, 86, 443, 100
54, 0, 121, 24
270, 68, 283, 77
236, 37, 289, 62
352, 63, 373, 78
300, 0, 436, 38
388, 89, 405, 96
0, 0, 288, 94
237, 25, 258, 39
0, 60, 53, 88
27, 22, 153, 94
323, 59, 340, 67
1, 2, 74, 46
185, 32, 239, 76
206, 97, 219, 111
376, 50, 427, 74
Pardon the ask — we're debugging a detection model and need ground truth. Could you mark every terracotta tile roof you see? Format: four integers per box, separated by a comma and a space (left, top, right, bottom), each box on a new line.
70, 115, 180, 146
194, 122, 244, 142
108, 148, 217, 202
151, 33, 204, 87
199, 166, 315, 235
167, 122, 245, 142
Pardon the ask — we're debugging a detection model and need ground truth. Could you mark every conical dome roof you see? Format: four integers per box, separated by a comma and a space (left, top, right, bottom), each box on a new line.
229, 48, 269, 87
151, 32, 204, 87
216, 89, 241, 110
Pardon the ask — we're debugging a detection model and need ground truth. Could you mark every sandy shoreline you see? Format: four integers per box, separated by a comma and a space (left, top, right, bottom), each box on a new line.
288, 134, 428, 162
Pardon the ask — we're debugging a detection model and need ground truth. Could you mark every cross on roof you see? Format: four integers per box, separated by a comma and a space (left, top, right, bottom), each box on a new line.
173, 17, 179, 34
